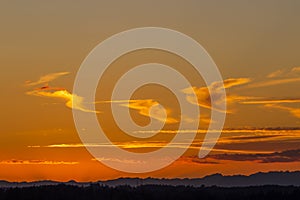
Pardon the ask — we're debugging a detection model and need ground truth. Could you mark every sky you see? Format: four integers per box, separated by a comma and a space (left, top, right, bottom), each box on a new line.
0, 0, 300, 181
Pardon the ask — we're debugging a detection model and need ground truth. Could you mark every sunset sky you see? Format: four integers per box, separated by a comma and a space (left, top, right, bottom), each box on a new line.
1, 0, 300, 181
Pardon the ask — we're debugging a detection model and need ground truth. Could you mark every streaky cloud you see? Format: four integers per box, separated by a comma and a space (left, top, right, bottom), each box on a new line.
248, 77, 300, 88
25, 72, 70, 86
182, 78, 251, 112
26, 86, 99, 113
265, 104, 300, 118
208, 148, 300, 163
241, 98, 300, 104
0, 159, 78, 165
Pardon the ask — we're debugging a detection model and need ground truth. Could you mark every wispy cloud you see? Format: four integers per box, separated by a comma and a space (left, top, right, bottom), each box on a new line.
248, 77, 300, 88
133, 127, 300, 135
26, 87, 99, 113
241, 98, 300, 105
92, 157, 145, 164
123, 99, 178, 124
25, 72, 98, 113
265, 104, 300, 118
267, 66, 300, 78
179, 156, 220, 165
217, 78, 251, 89
0, 159, 78, 165
292, 66, 300, 73
28, 128, 300, 152
208, 148, 300, 163
98, 99, 178, 124
182, 78, 251, 112
25, 72, 70, 86
249, 67, 300, 88
267, 69, 285, 78
28, 141, 197, 150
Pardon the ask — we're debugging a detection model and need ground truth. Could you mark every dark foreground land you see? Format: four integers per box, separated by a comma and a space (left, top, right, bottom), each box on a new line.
1, 184, 300, 200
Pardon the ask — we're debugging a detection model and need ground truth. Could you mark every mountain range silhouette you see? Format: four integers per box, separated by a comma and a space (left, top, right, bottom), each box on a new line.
2, 171, 300, 188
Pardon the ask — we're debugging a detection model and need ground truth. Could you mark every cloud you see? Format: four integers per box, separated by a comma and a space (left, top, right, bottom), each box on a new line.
25, 72, 70, 86
30, 128, 300, 152
241, 98, 300, 104
292, 66, 300, 72
264, 104, 300, 118
92, 157, 145, 164
96, 99, 178, 123
267, 67, 300, 79
216, 78, 251, 89
182, 78, 251, 112
248, 67, 300, 88
0, 159, 78, 165
26, 86, 99, 113
133, 127, 300, 135
120, 99, 178, 124
208, 149, 300, 163
248, 77, 300, 88
25, 72, 98, 113
267, 69, 285, 78
179, 156, 220, 165
29, 141, 196, 150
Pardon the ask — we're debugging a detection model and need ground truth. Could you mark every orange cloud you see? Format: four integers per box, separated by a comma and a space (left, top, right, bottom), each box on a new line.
92, 157, 145, 164
26, 72, 98, 113
241, 98, 300, 104
265, 104, 300, 119
248, 77, 300, 88
0, 159, 78, 165
26, 87, 99, 113
120, 99, 178, 124
35, 128, 300, 149
266, 67, 300, 78
248, 67, 300, 88
134, 127, 300, 135
292, 66, 300, 72
178, 156, 220, 165
25, 72, 70, 86
208, 149, 300, 163
267, 69, 285, 78
182, 78, 251, 112
216, 78, 251, 89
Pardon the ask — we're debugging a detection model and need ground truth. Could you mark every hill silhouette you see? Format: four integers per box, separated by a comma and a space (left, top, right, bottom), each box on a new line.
1, 171, 300, 188
1, 184, 300, 200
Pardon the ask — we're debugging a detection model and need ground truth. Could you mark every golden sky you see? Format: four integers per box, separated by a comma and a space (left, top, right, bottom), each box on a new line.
0, 0, 300, 181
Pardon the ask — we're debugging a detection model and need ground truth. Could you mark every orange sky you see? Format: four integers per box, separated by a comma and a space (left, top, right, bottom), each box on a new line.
0, 0, 300, 181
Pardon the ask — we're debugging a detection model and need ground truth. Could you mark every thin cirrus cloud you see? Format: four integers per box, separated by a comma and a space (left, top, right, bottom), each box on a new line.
0, 159, 78, 165
267, 66, 300, 78
182, 78, 251, 112
240, 98, 300, 105
248, 66, 300, 88
26, 87, 99, 113
206, 148, 300, 163
178, 156, 220, 165
133, 127, 300, 135
238, 67, 300, 119
121, 99, 178, 124
27, 128, 300, 165
92, 157, 145, 164
97, 99, 178, 124
28, 128, 300, 150
267, 69, 285, 78
25, 72, 70, 86
248, 77, 300, 88
264, 104, 300, 119
28, 141, 199, 150
292, 66, 300, 72
25, 72, 98, 113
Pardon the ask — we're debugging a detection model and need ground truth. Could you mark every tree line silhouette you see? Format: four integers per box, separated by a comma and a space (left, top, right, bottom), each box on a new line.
1, 184, 300, 200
